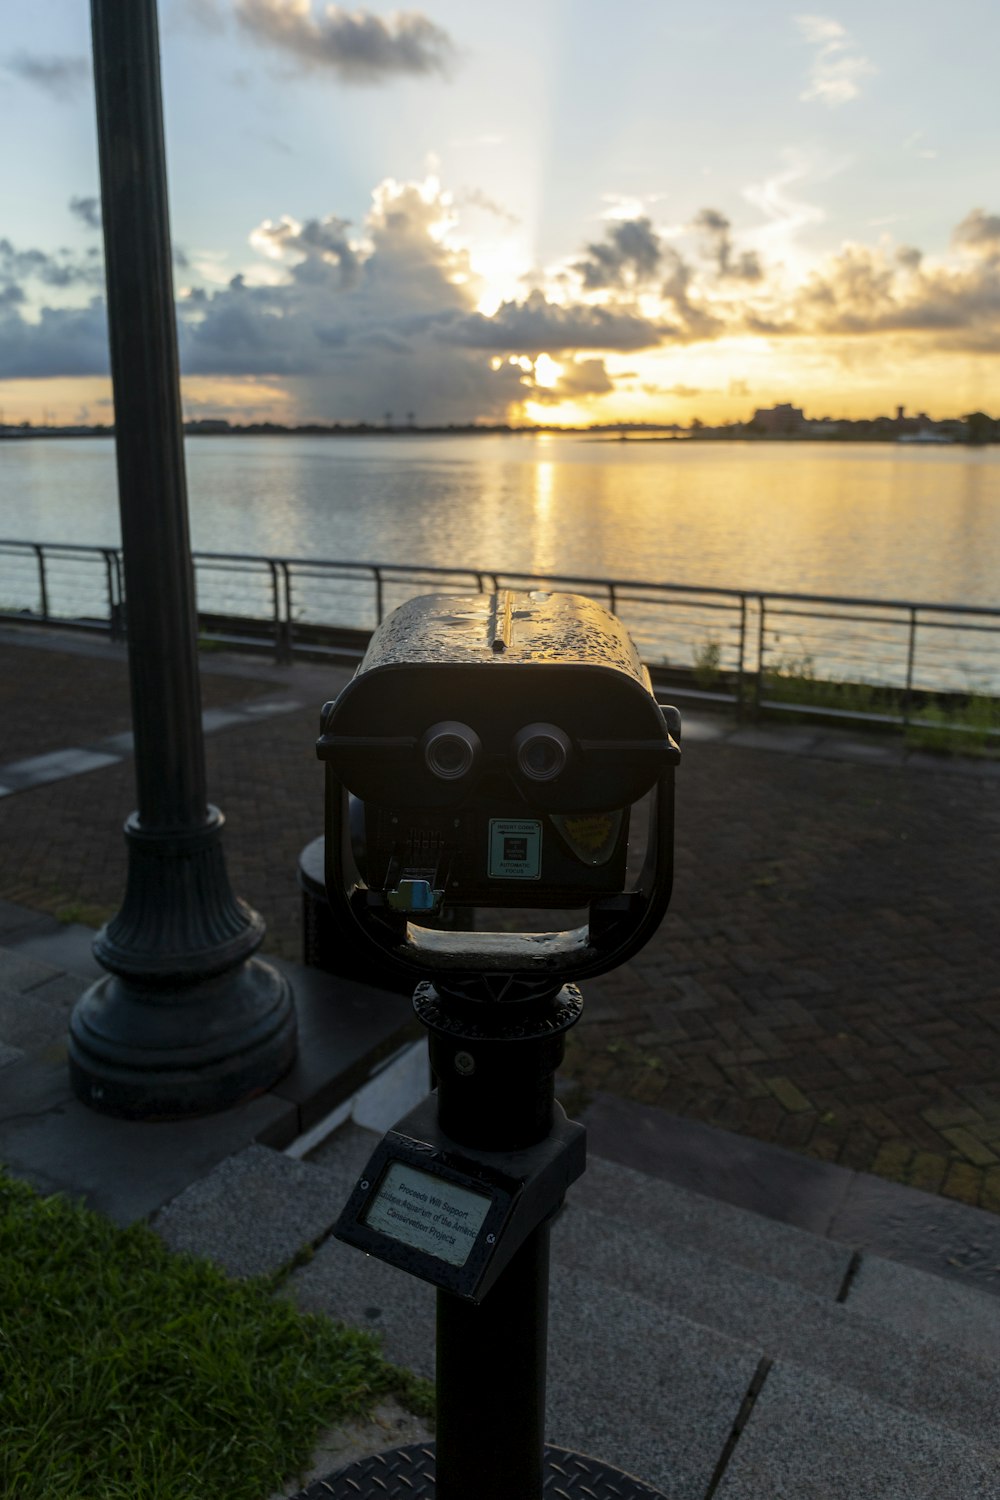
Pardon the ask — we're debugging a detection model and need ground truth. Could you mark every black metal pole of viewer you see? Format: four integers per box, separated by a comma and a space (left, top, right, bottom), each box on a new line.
68, 0, 296, 1117
292, 975, 669, 1500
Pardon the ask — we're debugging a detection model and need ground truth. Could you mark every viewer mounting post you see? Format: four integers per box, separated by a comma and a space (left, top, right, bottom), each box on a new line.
68, 0, 297, 1116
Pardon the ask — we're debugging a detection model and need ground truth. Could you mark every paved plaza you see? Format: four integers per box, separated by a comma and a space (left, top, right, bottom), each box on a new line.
1, 624, 998, 1211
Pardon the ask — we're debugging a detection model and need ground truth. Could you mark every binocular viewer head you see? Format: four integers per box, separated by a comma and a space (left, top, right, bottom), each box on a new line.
318, 590, 680, 985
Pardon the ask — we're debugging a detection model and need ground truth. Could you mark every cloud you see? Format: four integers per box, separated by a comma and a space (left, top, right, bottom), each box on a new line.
7, 186, 1000, 412
456, 188, 519, 226
659, 248, 721, 341
575, 217, 663, 291
3, 52, 90, 102
448, 290, 667, 355
691, 208, 762, 281
175, 0, 229, 32
784, 227, 1000, 349
249, 213, 360, 285
794, 15, 875, 106
528, 357, 614, 405
0, 238, 104, 291
640, 381, 703, 399
953, 209, 1000, 258
234, 1, 455, 83
69, 196, 101, 232
1, 177, 670, 417
0, 298, 109, 379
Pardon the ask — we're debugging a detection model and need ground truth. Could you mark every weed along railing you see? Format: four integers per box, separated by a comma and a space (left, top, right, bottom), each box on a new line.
2, 538, 998, 742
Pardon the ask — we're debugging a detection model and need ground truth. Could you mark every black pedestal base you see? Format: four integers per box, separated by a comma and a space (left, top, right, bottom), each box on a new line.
286, 1443, 668, 1499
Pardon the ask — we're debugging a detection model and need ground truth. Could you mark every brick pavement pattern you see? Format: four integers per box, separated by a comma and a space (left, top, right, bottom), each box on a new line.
1, 636, 998, 1211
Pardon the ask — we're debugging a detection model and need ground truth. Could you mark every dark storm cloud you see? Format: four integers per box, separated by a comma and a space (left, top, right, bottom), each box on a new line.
69, 196, 102, 232
691, 208, 762, 282
4, 52, 90, 101
575, 217, 662, 290
234, 1, 455, 84
0, 299, 109, 379
447, 290, 667, 355
0, 238, 104, 290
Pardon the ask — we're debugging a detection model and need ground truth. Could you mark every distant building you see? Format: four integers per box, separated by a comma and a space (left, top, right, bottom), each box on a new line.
185, 419, 232, 434
750, 403, 805, 435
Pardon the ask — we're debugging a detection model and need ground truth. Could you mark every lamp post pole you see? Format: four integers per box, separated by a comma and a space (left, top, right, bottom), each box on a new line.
68, 0, 297, 1117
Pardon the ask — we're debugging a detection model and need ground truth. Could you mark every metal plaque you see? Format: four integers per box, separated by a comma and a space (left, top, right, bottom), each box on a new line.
363, 1161, 492, 1268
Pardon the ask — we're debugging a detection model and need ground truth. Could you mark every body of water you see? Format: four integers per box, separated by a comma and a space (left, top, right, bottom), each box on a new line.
3, 432, 999, 607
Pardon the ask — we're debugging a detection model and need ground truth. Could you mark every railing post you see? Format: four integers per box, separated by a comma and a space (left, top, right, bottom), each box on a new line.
101, 548, 116, 639
754, 595, 767, 716
374, 565, 384, 625
269, 559, 290, 665
33, 544, 50, 622
736, 594, 747, 718
902, 606, 918, 728
282, 560, 294, 661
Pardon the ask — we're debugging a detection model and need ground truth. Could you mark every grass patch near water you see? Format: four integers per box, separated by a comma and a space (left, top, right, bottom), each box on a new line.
0, 1170, 432, 1500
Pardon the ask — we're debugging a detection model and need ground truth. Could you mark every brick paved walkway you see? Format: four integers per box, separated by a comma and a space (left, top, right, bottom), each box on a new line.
1, 631, 998, 1212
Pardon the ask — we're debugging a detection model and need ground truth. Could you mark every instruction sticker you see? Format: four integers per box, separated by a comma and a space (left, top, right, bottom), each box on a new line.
488, 819, 542, 879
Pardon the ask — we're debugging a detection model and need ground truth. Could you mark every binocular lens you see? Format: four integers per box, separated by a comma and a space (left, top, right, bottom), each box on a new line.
514, 723, 571, 781
422, 722, 481, 780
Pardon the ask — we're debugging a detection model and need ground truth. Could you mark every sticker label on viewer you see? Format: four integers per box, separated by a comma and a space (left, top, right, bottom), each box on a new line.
488, 819, 542, 879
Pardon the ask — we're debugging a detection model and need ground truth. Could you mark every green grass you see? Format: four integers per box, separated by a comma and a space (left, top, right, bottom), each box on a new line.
54, 900, 117, 928
0, 1170, 433, 1500
760, 652, 881, 715
760, 655, 1000, 755
691, 637, 723, 688
904, 692, 1000, 756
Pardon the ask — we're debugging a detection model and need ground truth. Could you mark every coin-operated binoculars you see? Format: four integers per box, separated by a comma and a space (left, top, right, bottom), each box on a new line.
310, 591, 680, 1500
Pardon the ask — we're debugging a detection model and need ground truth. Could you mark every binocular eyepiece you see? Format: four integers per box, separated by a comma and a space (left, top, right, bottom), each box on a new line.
318, 590, 680, 986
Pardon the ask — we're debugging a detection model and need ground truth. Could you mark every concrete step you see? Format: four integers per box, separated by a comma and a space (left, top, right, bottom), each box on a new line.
286, 1218, 759, 1500
153, 1121, 1000, 1465
554, 1200, 1000, 1449
573, 1153, 1000, 1367
151, 1112, 1000, 1499
305, 1121, 1000, 1388
574, 1153, 852, 1299
713, 1361, 1000, 1500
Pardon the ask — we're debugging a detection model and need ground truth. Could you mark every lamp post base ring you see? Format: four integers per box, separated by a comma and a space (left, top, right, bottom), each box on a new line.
285, 1443, 668, 1500
68, 958, 297, 1119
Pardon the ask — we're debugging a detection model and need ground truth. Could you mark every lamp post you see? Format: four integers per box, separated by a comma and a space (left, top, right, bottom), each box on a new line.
68, 0, 297, 1117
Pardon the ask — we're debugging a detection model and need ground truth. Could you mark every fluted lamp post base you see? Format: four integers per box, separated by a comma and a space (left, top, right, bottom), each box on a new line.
69, 808, 297, 1119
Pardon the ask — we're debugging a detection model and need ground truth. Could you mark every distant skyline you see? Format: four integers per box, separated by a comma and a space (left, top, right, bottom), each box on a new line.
2, 1, 999, 428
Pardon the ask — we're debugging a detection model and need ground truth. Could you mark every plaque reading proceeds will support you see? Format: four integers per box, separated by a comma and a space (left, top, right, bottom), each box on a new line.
364, 1162, 492, 1268
333, 1095, 586, 1301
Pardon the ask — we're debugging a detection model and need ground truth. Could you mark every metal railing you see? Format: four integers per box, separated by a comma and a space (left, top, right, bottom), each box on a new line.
2, 539, 998, 735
